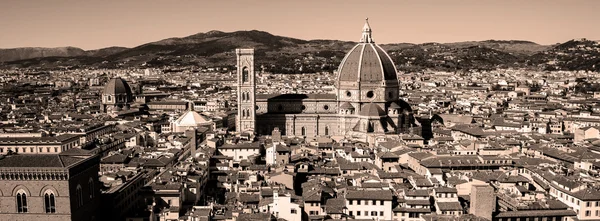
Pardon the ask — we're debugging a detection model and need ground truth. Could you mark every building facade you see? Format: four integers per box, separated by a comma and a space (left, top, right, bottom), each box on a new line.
0, 134, 81, 155
0, 152, 101, 221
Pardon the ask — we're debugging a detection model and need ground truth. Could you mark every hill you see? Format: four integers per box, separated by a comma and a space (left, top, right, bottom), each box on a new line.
532, 39, 600, 72
0, 30, 597, 72
0, 47, 87, 62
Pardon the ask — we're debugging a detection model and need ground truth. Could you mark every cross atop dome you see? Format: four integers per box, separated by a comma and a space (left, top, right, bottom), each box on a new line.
360, 18, 374, 43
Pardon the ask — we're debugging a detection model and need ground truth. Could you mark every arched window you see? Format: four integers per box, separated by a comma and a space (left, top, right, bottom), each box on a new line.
89, 178, 95, 199
301, 127, 306, 136
76, 185, 83, 207
324, 126, 329, 136
16, 190, 28, 213
44, 191, 56, 213
242, 67, 249, 82
242, 92, 246, 101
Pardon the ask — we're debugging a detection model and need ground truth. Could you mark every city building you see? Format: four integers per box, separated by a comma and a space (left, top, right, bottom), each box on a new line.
0, 151, 101, 221
0, 134, 81, 155
470, 184, 495, 221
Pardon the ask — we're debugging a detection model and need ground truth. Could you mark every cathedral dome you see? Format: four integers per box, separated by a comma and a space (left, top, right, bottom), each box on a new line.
104, 77, 133, 96
336, 19, 399, 103
337, 44, 397, 83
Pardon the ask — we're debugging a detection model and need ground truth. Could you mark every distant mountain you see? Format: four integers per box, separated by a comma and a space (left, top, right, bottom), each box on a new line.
0, 47, 86, 62
444, 40, 549, 55
87, 47, 129, 57
0, 30, 357, 71
0, 30, 597, 72
104, 30, 316, 62
0, 46, 130, 63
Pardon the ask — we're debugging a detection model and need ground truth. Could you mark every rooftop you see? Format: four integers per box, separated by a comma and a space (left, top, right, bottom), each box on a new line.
0, 152, 92, 168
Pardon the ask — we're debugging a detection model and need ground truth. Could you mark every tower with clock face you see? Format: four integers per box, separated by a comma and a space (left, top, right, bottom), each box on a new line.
236, 48, 256, 133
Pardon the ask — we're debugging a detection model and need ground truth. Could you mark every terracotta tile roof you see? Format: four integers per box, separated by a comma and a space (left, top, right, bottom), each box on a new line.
0, 153, 90, 168
346, 189, 393, 200
434, 187, 458, 193
406, 189, 430, 197
495, 209, 576, 218
436, 201, 462, 211
325, 197, 346, 214
239, 193, 260, 203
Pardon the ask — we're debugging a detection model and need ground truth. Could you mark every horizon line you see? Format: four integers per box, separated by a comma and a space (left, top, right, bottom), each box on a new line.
0, 29, 595, 51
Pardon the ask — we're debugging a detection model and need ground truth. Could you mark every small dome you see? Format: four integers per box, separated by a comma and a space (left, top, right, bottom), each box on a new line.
340, 102, 355, 110
175, 110, 211, 127
104, 77, 133, 96
359, 103, 386, 117
389, 102, 402, 109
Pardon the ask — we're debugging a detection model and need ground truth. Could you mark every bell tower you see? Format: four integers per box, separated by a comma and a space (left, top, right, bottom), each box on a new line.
236, 48, 256, 133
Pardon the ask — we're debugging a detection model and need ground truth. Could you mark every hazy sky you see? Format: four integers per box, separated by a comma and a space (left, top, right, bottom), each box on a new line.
1, 0, 598, 50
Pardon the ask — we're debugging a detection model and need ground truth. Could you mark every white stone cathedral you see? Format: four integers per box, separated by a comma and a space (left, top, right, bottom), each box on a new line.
236, 19, 415, 144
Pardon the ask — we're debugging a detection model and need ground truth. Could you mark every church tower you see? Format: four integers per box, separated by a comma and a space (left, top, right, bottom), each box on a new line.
236, 49, 256, 133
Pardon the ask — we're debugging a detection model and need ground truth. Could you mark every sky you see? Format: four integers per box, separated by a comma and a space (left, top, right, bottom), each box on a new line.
1, 0, 599, 50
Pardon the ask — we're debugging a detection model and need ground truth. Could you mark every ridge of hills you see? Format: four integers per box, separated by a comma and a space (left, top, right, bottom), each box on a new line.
1, 30, 599, 72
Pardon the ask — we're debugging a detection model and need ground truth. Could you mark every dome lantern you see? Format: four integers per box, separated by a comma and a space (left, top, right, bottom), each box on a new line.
360, 18, 373, 43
